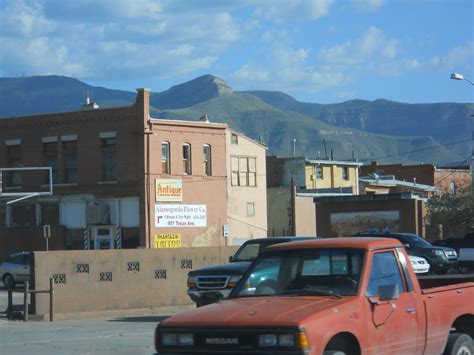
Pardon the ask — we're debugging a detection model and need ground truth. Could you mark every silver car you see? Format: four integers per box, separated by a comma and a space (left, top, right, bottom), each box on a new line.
0, 252, 31, 289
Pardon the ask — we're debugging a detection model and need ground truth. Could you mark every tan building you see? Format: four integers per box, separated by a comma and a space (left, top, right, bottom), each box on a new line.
226, 129, 267, 245
266, 156, 361, 237
0, 89, 266, 259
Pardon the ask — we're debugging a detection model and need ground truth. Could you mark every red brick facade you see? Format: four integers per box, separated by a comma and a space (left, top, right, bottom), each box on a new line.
0, 89, 228, 259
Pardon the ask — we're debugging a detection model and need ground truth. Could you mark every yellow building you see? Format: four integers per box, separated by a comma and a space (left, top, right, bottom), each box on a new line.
304, 159, 362, 194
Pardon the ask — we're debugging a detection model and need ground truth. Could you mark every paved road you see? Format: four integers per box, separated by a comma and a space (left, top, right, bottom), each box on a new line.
0, 282, 161, 355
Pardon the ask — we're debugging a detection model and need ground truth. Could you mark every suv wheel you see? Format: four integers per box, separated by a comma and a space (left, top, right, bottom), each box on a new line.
3, 274, 15, 289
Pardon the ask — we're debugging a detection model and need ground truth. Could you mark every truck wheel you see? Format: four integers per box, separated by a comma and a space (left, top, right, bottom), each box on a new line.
443, 333, 473, 355
2, 274, 15, 289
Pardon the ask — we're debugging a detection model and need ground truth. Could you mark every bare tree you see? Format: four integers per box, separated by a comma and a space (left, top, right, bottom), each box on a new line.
426, 186, 474, 239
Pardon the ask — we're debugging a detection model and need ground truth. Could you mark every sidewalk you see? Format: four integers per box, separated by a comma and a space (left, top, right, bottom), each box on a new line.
0, 282, 160, 354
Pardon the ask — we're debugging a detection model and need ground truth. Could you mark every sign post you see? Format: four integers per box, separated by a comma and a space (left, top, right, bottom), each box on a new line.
43, 224, 51, 251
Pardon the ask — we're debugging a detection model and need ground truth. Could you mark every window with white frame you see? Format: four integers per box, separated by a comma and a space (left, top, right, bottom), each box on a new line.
316, 166, 323, 179
6, 141, 21, 187
162, 142, 170, 174
203, 144, 211, 176
341, 166, 349, 180
247, 202, 255, 217
62, 140, 77, 183
231, 156, 257, 187
182, 143, 192, 175
100, 133, 117, 181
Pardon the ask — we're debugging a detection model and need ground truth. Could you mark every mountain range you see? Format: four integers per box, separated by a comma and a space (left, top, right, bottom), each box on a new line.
0, 74, 472, 165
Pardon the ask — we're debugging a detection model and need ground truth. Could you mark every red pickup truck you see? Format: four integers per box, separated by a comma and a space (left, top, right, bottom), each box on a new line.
155, 237, 474, 355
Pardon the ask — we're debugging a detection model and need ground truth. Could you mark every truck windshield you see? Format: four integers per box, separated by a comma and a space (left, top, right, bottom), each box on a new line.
233, 242, 277, 262
232, 248, 365, 298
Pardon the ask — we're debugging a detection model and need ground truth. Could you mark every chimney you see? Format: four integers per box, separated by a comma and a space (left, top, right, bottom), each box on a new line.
371, 161, 379, 166
135, 88, 150, 124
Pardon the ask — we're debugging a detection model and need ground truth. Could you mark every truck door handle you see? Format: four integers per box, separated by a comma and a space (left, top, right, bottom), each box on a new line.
406, 307, 416, 313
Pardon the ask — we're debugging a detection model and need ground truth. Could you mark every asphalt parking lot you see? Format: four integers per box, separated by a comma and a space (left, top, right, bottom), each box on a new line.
0, 282, 162, 355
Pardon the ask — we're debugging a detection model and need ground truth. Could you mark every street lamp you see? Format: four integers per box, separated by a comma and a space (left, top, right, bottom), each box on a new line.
450, 72, 474, 85
451, 72, 474, 190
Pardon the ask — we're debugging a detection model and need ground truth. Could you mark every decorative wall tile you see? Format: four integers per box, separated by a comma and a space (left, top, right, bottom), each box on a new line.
155, 270, 167, 279
100, 272, 112, 282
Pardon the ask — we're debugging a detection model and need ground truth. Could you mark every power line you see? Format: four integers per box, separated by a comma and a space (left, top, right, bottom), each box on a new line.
359, 138, 472, 163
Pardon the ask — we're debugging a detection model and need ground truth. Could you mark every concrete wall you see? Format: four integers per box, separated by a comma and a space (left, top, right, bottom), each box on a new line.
294, 195, 316, 237
227, 130, 267, 244
267, 187, 292, 236
32, 246, 239, 320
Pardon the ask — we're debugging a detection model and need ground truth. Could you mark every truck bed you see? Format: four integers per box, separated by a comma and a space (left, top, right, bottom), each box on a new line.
418, 274, 474, 290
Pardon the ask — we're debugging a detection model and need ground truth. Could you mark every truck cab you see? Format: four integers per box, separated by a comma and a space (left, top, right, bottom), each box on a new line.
187, 236, 315, 307
156, 237, 474, 355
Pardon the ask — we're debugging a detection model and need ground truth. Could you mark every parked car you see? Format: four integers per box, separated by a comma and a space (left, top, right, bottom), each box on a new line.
187, 236, 316, 307
0, 252, 31, 289
354, 232, 457, 274
458, 232, 474, 272
409, 255, 430, 274
155, 237, 474, 355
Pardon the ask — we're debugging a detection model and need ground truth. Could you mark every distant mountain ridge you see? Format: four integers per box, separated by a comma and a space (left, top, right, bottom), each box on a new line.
0, 74, 469, 165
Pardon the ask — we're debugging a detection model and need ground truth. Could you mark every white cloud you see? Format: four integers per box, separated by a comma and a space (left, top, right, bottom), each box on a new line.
317, 26, 404, 74
0, 0, 55, 37
349, 0, 386, 12
253, 0, 334, 23
0, 0, 241, 81
428, 42, 474, 71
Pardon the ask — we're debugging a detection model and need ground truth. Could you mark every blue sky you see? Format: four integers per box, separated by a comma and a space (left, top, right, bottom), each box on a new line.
0, 0, 472, 104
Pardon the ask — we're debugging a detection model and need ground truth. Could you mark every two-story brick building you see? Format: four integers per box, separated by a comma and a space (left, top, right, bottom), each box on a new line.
0, 89, 267, 259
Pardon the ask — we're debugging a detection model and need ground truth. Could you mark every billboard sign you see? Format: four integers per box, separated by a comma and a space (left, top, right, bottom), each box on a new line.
155, 204, 207, 227
154, 233, 182, 248
155, 179, 182, 202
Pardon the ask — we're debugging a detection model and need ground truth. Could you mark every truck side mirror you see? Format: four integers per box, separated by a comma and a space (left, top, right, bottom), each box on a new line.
229, 256, 234, 262
378, 284, 399, 301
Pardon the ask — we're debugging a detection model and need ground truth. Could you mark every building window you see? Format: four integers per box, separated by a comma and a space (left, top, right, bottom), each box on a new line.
341, 166, 349, 180
231, 156, 257, 187
41, 203, 60, 225
203, 144, 211, 176
316, 166, 323, 179
43, 141, 58, 184
101, 136, 117, 181
182, 143, 191, 175
247, 202, 255, 217
161, 142, 170, 174
6, 143, 21, 187
11, 204, 36, 227
231, 133, 238, 144
62, 140, 77, 183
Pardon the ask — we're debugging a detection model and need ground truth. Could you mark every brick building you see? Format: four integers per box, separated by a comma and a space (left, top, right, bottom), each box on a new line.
0, 89, 267, 259
361, 161, 472, 193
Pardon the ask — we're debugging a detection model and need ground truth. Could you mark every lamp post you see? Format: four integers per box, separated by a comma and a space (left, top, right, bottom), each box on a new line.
450, 72, 474, 190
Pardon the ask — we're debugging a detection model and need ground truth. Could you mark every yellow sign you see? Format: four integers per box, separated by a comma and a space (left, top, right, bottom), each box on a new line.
155, 179, 183, 202
154, 233, 182, 249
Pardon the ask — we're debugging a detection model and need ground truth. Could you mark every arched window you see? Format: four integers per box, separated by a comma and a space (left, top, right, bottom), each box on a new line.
203, 144, 211, 176
182, 143, 192, 175
161, 142, 170, 174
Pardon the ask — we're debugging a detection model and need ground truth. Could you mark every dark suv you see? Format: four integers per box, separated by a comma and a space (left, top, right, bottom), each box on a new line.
187, 237, 315, 307
354, 232, 457, 274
